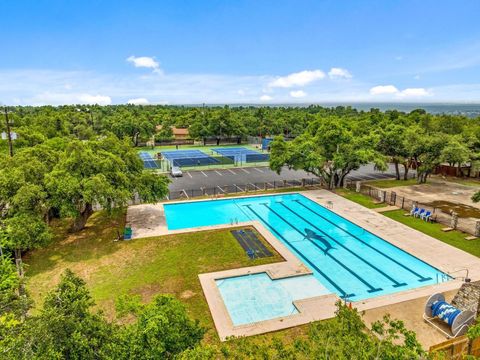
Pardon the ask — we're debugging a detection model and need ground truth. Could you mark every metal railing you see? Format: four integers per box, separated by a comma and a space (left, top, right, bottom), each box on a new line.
167, 178, 322, 200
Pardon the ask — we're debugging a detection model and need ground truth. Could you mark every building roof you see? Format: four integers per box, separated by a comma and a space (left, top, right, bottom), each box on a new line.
156, 125, 189, 135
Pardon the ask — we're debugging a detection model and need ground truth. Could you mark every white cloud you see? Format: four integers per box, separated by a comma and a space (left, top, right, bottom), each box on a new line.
22, 91, 112, 106
328, 67, 352, 79
237, 89, 245, 96
369, 85, 399, 95
290, 90, 306, 98
413, 74, 420, 80
370, 85, 431, 98
126, 56, 162, 74
260, 95, 273, 101
1, 68, 475, 105
127, 97, 149, 105
398, 88, 431, 97
269, 70, 325, 88
77, 94, 112, 105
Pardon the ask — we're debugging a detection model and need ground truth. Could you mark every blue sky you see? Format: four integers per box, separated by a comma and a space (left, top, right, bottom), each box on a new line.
1, 0, 480, 105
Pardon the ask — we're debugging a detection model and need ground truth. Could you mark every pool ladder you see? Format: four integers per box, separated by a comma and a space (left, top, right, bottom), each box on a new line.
230, 218, 239, 225
436, 268, 470, 284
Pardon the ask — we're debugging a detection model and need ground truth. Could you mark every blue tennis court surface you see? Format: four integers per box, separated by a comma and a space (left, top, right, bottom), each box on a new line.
139, 152, 159, 169
212, 147, 269, 163
161, 150, 219, 167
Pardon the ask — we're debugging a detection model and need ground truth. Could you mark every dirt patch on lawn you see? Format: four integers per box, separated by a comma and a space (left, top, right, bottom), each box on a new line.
425, 200, 480, 218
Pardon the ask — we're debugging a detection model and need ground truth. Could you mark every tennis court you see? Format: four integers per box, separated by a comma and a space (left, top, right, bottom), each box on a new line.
139, 152, 160, 169
161, 150, 220, 167
212, 147, 270, 163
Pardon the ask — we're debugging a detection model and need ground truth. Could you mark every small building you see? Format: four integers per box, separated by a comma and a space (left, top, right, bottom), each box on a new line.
155, 125, 190, 140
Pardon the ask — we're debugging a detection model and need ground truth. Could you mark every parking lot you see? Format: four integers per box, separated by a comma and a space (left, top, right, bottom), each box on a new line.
167, 163, 406, 199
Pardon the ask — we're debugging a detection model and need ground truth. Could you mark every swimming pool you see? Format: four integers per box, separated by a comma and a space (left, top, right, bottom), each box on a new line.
164, 193, 448, 324
216, 273, 330, 325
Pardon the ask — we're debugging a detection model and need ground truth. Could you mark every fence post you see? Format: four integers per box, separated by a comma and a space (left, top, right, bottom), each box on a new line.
401, 197, 405, 209
264, 182, 267, 190
475, 220, 480, 237
302, 178, 306, 187
450, 212, 459, 230
380, 190, 386, 203
274, 181, 276, 189
355, 181, 361, 192
283, 180, 287, 187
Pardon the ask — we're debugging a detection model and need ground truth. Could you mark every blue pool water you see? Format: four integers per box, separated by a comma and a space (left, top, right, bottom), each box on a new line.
164, 193, 448, 324
216, 273, 330, 325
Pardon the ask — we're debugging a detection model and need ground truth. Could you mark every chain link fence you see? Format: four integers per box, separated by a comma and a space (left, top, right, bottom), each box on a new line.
345, 181, 480, 237
167, 178, 322, 200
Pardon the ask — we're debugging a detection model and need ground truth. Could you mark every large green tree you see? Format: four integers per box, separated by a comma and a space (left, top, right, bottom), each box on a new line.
45, 135, 169, 232
2, 269, 118, 360
270, 118, 387, 188
115, 294, 205, 359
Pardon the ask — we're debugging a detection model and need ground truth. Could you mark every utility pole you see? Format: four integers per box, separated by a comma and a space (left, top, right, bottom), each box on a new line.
4, 106, 13, 157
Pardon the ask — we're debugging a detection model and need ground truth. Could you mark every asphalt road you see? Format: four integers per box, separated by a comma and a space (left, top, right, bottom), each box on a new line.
167, 163, 411, 199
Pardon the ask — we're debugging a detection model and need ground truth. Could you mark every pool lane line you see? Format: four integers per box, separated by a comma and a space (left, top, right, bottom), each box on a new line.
277, 202, 407, 288
260, 203, 382, 294
292, 199, 432, 282
242, 204, 354, 299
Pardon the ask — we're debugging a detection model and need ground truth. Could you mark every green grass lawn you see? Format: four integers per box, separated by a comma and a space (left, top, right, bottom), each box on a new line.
366, 178, 418, 188
24, 211, 287, 343
381, 210, 480, 257
334, 188, 385, 209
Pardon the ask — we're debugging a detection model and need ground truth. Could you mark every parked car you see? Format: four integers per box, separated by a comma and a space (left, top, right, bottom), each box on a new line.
170, 166, 183, 177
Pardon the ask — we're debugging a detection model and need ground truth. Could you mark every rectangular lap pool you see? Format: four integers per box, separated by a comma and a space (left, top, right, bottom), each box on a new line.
164, 193, 448, 325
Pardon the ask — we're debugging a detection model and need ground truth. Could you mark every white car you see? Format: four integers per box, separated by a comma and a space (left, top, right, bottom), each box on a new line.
170, 166, 183, 177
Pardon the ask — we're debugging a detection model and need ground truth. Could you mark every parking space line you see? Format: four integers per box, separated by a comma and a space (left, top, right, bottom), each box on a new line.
182, 189, 189, 199
186, 172, 192, 178
227, 169, 236, 175
233, 184, 243, 192
250, 183, 261, 190
214, 170, 223, 176
201, 171, 208, 177
240, 168, 250, 174
253, 167, 264, 173
217, 185, 225, 193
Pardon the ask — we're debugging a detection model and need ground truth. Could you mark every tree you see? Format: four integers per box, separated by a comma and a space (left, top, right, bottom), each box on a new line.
440, 135, 476, 176
4, 269, 118, 360
45, 136, 169, 232
0, 255, 31, 319
180, 303, 425, 359
154, 125, 174, 143
376, 124, 409, 180
270, 118, 387, 189
115, 294, 206, 359
403, 128, 447, 184
0, 214, 51, 280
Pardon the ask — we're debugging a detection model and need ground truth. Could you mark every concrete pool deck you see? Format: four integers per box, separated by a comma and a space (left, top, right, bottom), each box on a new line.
126, 190, 480, 341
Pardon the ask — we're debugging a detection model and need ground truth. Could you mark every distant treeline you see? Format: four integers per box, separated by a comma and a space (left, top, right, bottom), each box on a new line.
2, 104, 479, 148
